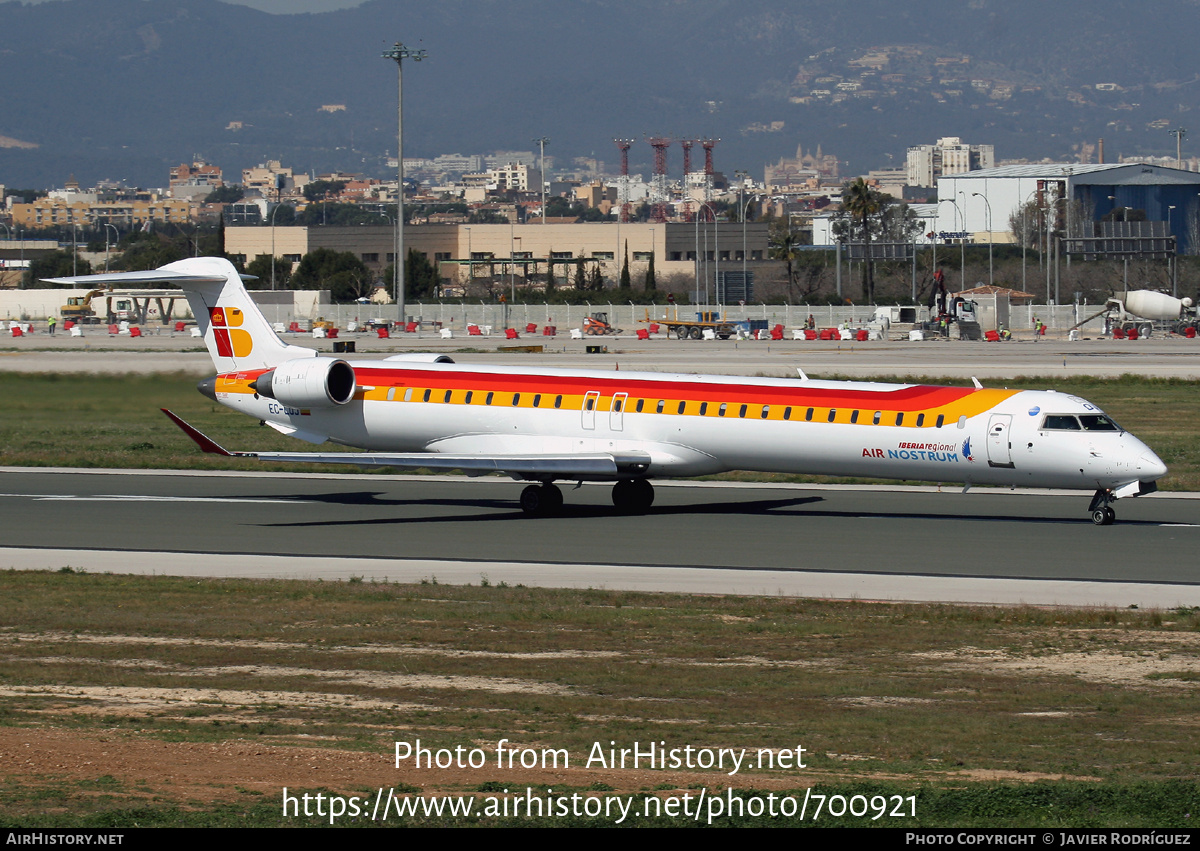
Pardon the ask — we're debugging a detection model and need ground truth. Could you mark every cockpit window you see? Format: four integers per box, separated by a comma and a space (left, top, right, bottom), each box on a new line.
1079, 414, 1121, 432
1042, 415, 1081, 430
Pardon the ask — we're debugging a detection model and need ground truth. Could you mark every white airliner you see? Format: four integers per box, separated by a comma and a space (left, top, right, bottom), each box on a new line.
48, 257, 1166, 525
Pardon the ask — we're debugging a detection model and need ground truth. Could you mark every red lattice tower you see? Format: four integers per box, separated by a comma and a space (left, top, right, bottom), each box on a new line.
613, 138, 634, 223
680, 140, 696, 221
700, 137, 720, 204
647, 136, 672, 223
701, 138, 719, 174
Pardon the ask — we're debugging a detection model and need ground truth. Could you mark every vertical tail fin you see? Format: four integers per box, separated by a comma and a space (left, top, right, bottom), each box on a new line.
43, 257, 314, 373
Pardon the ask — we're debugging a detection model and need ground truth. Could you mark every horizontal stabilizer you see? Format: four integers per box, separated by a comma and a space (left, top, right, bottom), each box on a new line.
43, 270, 230, 287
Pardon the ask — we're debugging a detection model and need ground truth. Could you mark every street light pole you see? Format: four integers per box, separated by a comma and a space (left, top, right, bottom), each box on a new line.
533, 137, 549, 223
104, 223, 118, 272
1171, 127, 1188, 170
971, 192, 993, 288
382, 41, 426, 323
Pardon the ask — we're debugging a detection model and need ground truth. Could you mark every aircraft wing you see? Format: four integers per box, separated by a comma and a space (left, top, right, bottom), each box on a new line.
162, 410, 650, 479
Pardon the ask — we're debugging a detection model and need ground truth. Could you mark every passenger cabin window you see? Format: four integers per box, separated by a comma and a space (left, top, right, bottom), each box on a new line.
444, 390, 452, 403
512, 393, 520, 406
485, 392, 493, 405
739, 404, 748, 418
850, 410, 859, 424
636, 399, 645, 413
404, 388, 413, 402
657, 400, 665, 413
827, 409, 837, 423
423, 389, 431, 402
386, 388, 396, 401
719, 402, 727, 417
873, 411, 881, 425
533, 394, 542, 407
783, 407, 792, 421
935, 414, 945, 428
957, 415, 967, 429
614, 398, 623, 412
677, 401, 686, 415
699, 402, 707, 415
1042, 415, 1081, 430
761, 405, 769, 419
587, 397, 596, 411
916, 413, 925, 427
464, 391, 473, 404
895, 412, 904, 426
805, 408, 814, 421
555, 395, 563, 409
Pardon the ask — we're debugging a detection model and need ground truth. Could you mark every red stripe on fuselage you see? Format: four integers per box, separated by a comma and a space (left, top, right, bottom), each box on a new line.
352, 367, 974, 412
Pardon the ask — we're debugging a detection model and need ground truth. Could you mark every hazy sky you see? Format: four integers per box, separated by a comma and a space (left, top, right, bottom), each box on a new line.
14, 0, 368, 12
223, 0, 365, 12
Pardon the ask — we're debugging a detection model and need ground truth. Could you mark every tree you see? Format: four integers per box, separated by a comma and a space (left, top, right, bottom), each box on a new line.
291, 248, 371, 302
302, 180, 346, 203
620, 240, 632, 288
837, 178, 885, 302
644, 251, 657, 292
204, 185, 244, 204
111, 232, 189, 272
296, 202, 379, 227
588, 263, 603, 292
769, 218, 799, 300
403, 249, 440, 300
245, 255, 293, 290
270, 203, 296, 226
573, 258, 586, 290
24, 251, 91, 288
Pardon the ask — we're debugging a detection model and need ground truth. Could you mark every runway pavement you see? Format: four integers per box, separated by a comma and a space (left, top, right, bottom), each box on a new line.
4, 334, 1197, 607
1, 469, 1196, 608
4, 330, 1200, 378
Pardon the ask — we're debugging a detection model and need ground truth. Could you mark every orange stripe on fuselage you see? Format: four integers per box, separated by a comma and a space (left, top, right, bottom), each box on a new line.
350, 367, 1018, 422
215, 365, 1018, 424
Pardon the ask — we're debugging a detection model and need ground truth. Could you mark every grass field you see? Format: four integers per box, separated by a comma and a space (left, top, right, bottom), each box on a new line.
0, 572, 1198, 827
1, 372, 1198, 827
2, 372, 1198, 490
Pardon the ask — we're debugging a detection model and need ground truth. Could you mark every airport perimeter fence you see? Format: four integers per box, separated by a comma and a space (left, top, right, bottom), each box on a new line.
0, 294, 1108, 337
251, 301, 1109, 337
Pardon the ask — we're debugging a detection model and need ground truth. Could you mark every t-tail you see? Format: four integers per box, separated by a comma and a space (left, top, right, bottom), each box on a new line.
43, 257, 312, 372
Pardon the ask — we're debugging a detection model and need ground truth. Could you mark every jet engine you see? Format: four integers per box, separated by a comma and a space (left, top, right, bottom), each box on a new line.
251, 357, 356, 407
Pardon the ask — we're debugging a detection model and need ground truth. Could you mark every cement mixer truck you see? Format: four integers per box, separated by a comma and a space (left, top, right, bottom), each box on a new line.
1072, 290, 1198, 338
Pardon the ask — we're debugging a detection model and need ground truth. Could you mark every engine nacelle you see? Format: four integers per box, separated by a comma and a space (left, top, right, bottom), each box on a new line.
252, 357, 356, 407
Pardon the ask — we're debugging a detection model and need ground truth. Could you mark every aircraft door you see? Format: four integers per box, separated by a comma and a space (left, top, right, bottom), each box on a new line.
582, 391, 600, 430
986, 414, 1014, 468
610, 392, 627, 431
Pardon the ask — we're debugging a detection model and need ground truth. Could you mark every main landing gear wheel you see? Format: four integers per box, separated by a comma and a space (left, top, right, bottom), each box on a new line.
520, 483, 563, 515
612, 478, 655, 513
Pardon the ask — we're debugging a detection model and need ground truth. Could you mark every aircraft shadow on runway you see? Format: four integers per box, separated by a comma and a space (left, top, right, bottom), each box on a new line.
253, 492, 828, 528
244, 490, 1165, 529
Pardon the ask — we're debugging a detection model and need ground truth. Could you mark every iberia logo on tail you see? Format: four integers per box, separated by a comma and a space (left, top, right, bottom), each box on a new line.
210, 306, 254, 358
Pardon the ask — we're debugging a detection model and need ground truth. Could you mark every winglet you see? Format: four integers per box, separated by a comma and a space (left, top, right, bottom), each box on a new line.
161, 409, 235, 456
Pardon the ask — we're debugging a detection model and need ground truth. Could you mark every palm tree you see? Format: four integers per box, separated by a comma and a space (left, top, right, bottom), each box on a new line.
842, 178, 883, 302
768, 218, 799, 300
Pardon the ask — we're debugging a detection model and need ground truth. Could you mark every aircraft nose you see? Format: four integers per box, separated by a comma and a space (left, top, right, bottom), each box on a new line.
1137, 450, 1167, 481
